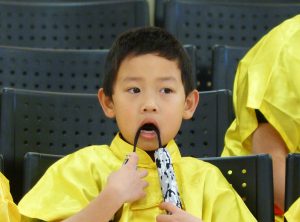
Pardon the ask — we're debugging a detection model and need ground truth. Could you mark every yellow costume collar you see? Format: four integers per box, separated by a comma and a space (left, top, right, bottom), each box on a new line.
110, 133, 182, 168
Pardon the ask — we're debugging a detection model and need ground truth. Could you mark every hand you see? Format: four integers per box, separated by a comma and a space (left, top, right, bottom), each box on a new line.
63, 153, 148, 222
156, 202, 202, 222
106, 153, 148, 204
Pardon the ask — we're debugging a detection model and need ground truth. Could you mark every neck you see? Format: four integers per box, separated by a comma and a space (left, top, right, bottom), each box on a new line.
119, 133, 157, 162
146, 151, 155, 161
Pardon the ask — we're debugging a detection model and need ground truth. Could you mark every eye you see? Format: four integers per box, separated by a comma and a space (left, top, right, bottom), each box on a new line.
128, 87, 140, 94
160, 88, 173, 94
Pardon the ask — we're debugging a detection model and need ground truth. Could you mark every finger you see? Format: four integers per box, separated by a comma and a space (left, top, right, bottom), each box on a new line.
137, 169, 148, 178
126, 152, 138, 168
141, 180, 149, 189
159, 202, 179, 214
156, 214, 171, 222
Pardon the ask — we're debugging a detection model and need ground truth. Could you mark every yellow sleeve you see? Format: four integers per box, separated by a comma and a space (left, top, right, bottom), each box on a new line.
18, 146, 114, 221
179, 158, 257, 222
0, 172, 21, 222
201, 165, 257, 222
285, 197, 300, 222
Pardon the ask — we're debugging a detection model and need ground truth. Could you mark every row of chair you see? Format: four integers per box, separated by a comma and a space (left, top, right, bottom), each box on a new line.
1, 141, 299, 221
0, 0, 299, 90
0, 141, 299, 221
0, 44, 196, 93
0, 154, 3, 172
162, 0, 300, 90
155, 0, 300, 27
0, 43, 256, 95
212, 44, 249, 91
0, 0, 150, 49
21, 152, 274, 222
18, 151, 300, 222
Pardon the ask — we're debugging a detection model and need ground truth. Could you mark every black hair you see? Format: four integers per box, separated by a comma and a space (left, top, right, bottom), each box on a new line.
102, 26, 195, 98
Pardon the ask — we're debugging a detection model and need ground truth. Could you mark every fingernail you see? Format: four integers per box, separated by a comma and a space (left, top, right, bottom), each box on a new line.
123, 155, 130, 165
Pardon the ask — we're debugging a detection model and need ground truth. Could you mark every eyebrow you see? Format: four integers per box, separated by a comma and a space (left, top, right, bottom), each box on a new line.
122, 76, 142, 83
158, 76, 178, 82
122, 76, 178, 83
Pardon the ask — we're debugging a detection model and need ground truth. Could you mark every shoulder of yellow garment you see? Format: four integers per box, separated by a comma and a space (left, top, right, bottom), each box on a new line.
0, 172, 12, 200
180, 157, 225, 178
285, 197, 300, 222
0, 172, 21, 222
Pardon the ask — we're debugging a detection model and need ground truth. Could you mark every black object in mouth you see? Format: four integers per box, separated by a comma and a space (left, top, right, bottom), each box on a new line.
133, 123, 162, 152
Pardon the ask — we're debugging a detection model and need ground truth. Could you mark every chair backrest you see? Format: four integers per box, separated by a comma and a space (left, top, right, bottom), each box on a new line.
23, 152, 64, 194
0, 0, 149, 49
156, 0, 300, 27
201, 154, 274, 222
0, 154, 3, 172
184, 44, 197, 84
164, 0, 300, 90
0, 88, 118, 201
212, 45, 249, 91
0, 44, 195, 93
155, 0, 169, 27
177, 89, 233, 157
285, 153, 300, 211
0, 46, 108, 93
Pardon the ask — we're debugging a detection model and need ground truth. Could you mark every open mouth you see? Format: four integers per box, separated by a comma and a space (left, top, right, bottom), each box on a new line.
139, 124, 158, 140
140, 123, 158, 132
132, 123, 162, 151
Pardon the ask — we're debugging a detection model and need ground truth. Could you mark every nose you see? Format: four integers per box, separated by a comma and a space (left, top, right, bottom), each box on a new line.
141, 94, 158, 112
142, 104, 157, 112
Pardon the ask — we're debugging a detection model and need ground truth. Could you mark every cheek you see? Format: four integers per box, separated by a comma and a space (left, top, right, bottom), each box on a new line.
162, 114, 183, 140
165, 104, 185, 120
114, 106, 136, 130
113, 98, 133, 113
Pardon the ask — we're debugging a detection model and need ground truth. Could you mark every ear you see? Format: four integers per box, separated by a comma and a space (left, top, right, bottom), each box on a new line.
183, 89, 199, 120
98, 88, 116, 118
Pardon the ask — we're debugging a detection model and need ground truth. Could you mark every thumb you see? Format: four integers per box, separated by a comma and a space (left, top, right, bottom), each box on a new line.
159, 202, 179, 214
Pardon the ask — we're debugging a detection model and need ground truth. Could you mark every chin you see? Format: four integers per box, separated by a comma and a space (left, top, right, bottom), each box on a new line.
141, 146, 159, 152
138, 142, 160, 151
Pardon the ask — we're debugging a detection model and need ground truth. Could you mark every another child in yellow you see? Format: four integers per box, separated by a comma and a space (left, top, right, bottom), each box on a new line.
221, 15, 300, 222
18, 27, 256, 222
0, 172, 20, 222
285, 198, 300, 222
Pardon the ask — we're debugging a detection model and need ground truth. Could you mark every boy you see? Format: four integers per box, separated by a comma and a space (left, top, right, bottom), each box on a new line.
18, 27, 256, 222
221, 15, 300, 222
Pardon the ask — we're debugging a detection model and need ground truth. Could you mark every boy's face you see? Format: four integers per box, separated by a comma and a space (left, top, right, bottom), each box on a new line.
99, 53, 199, 151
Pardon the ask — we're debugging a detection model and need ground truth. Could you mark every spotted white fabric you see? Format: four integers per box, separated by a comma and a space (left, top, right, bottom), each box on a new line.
154, 148, 182, 209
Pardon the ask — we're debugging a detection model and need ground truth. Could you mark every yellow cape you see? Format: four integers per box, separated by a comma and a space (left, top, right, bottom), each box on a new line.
285, 197, 300, 222
222, 15, 300, 222
19, 134, 256, 221
222, 15, 300, 156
